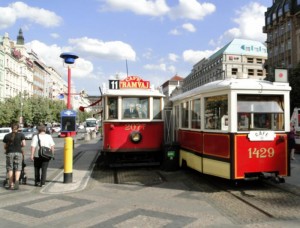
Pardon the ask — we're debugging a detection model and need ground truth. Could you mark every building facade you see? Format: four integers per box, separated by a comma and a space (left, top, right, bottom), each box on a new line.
0, 29, 72, 104
182, 39, 268, 92
161, 75, 184, 107
263, 0, 300, 79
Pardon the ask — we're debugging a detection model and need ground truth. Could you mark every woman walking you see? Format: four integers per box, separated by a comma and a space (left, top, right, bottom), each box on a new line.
30, 125, 55, 187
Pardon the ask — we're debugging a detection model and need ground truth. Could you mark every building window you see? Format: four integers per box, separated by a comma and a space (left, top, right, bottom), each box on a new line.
257, 70, 263, 76
248, 69, 254, 76
256, 59, 262, 64
247, 58, 254, 63
284, 3, 289, 13
232, 68, 238, 75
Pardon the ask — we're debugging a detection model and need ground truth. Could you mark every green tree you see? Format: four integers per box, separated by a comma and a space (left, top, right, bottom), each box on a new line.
0, 96, 67, 127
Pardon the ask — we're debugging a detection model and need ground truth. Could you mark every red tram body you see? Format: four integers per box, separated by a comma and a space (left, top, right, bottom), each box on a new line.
171, 78, 291, 181
101, 76, 165, 166
102, 122, 164, 152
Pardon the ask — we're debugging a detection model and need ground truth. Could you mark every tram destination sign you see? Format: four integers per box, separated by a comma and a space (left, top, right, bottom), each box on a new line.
109, 76, 150, 90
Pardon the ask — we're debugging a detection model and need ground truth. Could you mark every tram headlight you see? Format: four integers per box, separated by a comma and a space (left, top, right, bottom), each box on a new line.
130, 131, 142, 143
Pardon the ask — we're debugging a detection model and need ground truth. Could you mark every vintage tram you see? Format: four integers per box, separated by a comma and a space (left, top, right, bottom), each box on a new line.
100, 76, 165, 166
170, 78, 291, 181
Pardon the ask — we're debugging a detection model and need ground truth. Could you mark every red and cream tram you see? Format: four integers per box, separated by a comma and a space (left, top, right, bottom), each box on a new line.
101, 76, 164, 166
170, 78, 291, 181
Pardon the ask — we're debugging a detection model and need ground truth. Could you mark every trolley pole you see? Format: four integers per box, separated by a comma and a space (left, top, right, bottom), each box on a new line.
60, 53, 78, 184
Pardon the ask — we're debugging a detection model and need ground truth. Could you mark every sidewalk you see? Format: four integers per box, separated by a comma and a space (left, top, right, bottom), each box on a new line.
41, 137, 101, 194
0, 135, 101, 194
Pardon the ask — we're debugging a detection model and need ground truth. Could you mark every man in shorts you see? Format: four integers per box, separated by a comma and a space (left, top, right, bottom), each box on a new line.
3, 123, 26, 190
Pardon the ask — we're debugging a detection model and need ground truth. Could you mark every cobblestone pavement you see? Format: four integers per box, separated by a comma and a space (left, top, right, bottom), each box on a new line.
1, 137, 300, 227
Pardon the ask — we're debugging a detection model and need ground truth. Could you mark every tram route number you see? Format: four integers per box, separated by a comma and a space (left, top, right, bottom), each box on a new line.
109, 80, 119, 90
125, 124, 146, 131
248, 147, 275, 158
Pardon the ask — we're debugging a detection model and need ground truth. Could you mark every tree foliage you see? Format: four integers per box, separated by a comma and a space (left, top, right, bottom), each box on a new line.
0, 95, 94, 127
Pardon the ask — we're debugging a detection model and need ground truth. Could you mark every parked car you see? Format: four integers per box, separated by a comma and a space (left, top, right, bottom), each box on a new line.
0, 127, 12, 140
20, 128, 38, 140
52, 125, 61, 133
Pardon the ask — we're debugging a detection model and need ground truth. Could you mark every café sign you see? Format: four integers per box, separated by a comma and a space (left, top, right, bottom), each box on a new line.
120, 76, 150, 89
248, 131, 276, 141
109, 76, 150, 90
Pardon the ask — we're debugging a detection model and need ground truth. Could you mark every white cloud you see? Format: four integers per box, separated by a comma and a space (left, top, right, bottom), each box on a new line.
24, 36, 136, 82
232, 2, 267, 41
0, 7, 16, 29
183, 48, 217, 65
100, 0, 170, 16
25, 40, 93, 79
50, 33, 60, 39
142, 48, 153, 60
0, 2, 62, 29
168, 65, 176, 73
211, 2, 267, 45
101, 0, 215, 20
68, 37, 136, 61
144, 63, 167, 71
168, 53, 179, 62
182, 23, 196, 32
169, 28, 180, 35
169, 0, 216, 20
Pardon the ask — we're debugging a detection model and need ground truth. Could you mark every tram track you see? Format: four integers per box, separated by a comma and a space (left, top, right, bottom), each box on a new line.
201, 175, 275, 219
195, 172, 300, 223
92, 162, 300, 224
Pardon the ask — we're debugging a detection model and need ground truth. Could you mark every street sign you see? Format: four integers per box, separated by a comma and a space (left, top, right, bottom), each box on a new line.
60, 110, 77, 132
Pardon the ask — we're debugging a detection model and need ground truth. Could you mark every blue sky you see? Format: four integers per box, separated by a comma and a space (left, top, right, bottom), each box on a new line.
0, 0, 271, 95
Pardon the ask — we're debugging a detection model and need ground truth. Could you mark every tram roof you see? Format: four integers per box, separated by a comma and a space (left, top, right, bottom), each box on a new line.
170, 78, 291, 101
102, 87, 165, 97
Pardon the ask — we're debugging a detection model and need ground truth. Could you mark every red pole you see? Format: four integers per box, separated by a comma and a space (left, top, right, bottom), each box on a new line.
67, 66, 71, 109
67, 66, 71, 137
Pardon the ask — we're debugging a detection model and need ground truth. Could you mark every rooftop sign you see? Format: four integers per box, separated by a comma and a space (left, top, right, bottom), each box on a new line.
109, 76, 150, 90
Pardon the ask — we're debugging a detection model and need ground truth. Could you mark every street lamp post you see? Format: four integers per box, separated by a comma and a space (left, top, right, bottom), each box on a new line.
60, 53, 79, 184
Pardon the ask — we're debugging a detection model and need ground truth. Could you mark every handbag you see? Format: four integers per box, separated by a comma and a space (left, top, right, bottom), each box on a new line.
37, 134, 54, 159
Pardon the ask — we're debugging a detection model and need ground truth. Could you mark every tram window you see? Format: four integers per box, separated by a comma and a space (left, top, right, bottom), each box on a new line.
191, 98, 201, 129
108, 97, 118, 119
181, 101, 189, 128
237, 95, 284, 131
153, 98, 162, 119
204, 95, 228, 130
122, 97, 149, 119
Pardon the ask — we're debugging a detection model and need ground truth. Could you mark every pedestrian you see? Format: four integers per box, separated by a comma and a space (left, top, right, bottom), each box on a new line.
3, 123, 26, 190
30, 125, 55, 187
288, 125, 296, 160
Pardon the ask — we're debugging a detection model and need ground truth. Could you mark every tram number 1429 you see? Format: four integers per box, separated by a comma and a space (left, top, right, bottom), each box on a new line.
248, 147, 275, 158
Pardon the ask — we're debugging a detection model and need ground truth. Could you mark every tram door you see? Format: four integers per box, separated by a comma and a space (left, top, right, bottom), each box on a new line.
173, 105, 180, 142
164, 108, 173, 144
